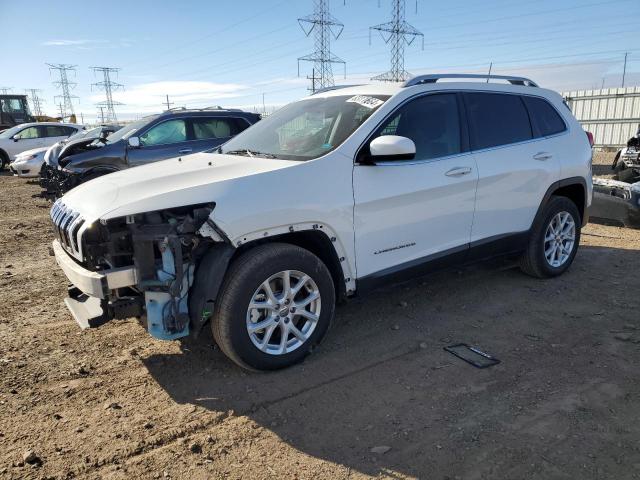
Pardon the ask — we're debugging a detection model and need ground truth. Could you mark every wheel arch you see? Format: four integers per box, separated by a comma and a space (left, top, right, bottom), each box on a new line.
535, 177, 588, 228
234, 228, 349, 303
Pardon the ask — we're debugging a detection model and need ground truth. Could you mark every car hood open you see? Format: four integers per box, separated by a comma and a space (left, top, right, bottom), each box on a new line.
60, 152, 294, 223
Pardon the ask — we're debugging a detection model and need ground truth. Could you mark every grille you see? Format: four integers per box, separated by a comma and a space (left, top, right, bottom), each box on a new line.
50, 201, 86, 260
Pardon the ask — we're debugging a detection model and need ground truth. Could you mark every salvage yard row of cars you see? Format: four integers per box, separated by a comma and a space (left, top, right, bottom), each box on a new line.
3, 73, 638, 370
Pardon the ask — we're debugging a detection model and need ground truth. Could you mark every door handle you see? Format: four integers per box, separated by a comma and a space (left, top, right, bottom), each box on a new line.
533, 152, 553, 161
445, 167, 472, 177
178, 148, 193, 154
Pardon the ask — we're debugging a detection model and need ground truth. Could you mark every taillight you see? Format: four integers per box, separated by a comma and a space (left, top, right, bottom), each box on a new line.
586, 131, 594, 147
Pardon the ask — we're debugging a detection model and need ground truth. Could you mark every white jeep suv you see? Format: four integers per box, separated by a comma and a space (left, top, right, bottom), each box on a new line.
50, 74, 592, 370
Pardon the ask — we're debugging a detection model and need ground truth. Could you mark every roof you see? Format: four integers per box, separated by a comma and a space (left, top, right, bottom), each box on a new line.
17, 122, 84, 128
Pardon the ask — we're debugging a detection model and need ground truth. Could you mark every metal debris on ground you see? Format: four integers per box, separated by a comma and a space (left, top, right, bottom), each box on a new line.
444, 343, 501, 369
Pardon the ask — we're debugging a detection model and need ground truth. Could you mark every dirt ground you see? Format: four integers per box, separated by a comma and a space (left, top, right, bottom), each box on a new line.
1, 152, 640, 480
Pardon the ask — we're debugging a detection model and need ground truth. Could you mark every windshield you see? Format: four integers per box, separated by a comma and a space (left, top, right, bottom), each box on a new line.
221, 94, 390, 160
0, 124, 25, 139
106, 116, 158, 144
65, 126, 103, 142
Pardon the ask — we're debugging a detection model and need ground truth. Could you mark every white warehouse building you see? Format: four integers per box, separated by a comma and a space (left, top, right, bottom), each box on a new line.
562, 86, 640, 149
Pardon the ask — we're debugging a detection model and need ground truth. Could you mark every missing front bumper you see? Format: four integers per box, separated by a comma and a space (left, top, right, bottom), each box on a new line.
65, 286, 145, 329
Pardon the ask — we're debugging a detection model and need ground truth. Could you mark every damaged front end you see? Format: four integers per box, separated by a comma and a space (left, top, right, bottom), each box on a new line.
51, 201, 234, 339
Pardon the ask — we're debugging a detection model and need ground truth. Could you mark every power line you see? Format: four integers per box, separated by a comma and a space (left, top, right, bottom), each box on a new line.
91, 66, 124, 123
25, 89, 45, 116
298, 0, 346, 93
47, 63, 78, 118
370, 0, 424, 82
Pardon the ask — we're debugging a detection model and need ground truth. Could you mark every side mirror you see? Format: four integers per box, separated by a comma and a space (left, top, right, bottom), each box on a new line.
128, 136, 140, 148
367, 135, 416, 162
12, 135, 19, 142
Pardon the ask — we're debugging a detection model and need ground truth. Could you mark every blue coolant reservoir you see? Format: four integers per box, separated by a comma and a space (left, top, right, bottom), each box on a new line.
145, 243, 193, 340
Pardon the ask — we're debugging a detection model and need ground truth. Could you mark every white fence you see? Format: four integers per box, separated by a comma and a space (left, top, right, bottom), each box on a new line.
562, 86, 640, 149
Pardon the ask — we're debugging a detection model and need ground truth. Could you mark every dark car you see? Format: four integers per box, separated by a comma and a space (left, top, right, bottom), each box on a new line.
45, 107, 260, 197
39, 124, 122, 198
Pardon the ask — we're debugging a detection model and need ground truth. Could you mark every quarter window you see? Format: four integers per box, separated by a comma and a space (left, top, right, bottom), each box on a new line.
139, 119, 187, 146
523, 96, 566, 137
464, 93, 532, 150
374, 93, 461, 160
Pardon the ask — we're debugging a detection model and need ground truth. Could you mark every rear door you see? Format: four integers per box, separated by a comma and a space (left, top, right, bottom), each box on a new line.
43, 125, 75, 146
126, 118, 191, 167
464, 92, 561, 243
187, 116, 251, 154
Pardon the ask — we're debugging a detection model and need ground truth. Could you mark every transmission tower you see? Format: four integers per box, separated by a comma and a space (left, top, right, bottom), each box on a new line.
91, 66, 124, 123
297, 0, 346, 93
0, 87, 12, 94
25, 89, 45, 117
47, 63, 79, 118
370, 0, 423, 82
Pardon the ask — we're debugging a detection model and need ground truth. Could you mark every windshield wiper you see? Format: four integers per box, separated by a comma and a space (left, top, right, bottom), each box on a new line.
223, 149, 277, 159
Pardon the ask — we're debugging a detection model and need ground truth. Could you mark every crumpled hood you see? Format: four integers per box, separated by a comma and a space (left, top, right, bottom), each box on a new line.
60, 152, 293, 223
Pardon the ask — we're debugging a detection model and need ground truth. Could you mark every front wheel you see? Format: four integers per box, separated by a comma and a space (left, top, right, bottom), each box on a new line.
519, 196, 581, 278
212, 243, 335, 371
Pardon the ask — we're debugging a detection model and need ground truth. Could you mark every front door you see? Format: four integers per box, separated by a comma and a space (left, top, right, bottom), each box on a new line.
353, 93, 478, 280
7, 125, 43, 158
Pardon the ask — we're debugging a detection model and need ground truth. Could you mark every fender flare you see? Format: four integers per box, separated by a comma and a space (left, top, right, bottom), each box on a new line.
532, 176, 589, 228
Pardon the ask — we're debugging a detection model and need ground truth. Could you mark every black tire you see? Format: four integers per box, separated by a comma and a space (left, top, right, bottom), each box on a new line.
519, 196, 581, 278
0, 150, 8, 170
81, 170, 111, 184
212, 243, 335, 371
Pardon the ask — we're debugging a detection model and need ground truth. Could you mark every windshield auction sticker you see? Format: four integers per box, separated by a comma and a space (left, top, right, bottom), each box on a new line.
346, 95, 384, 109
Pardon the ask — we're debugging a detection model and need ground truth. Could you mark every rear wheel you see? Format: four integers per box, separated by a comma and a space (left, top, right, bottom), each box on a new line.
212, 243, 335, 371
519, 196, 581, 278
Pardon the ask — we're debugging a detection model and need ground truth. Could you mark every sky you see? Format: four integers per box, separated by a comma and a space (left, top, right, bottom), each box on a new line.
1, 0, 638, 123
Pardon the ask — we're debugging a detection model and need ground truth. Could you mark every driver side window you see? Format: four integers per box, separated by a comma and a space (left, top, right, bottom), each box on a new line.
374, 93, 462, 161
15, 126, 39, 140
139, 119, 187, 146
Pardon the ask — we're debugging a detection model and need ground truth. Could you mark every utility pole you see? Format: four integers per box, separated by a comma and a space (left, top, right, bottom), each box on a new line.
298, 0, 346, 93
487, 62, 493, 82
370, 0, 423, 82
25, 89, 45, 116
98, 106, 105, 124
0, 87, 12, 94
622, 52, 628, 88
91, 66, 124, 122
47, 63, 79, 118
58, 102, 65, 120
262, 93, 266, 115
163, 94, 173, 110
80, 112, 84, 124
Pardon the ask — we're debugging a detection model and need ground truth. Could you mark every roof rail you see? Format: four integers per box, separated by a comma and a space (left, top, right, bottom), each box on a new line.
403, 74, 539, 88
311, 84, 363, 95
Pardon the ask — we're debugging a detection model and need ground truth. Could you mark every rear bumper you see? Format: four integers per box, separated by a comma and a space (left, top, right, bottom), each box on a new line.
52, 239, 138, 298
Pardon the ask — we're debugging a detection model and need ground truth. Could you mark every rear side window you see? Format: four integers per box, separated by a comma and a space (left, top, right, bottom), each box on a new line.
522, 96, 566, 137
374, 93, 461, 160
464, 93, 532, 150
45, 126, 70, 137
192, 117, 246, 140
